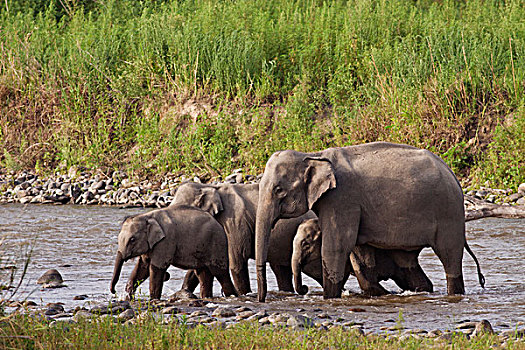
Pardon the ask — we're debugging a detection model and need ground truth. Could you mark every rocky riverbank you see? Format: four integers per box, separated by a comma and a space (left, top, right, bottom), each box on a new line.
6, 295, 524, 346
1, 169, 524, 208
0, 168, 258, 207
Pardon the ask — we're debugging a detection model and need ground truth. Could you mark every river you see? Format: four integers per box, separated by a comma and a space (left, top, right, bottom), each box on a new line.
0, 203, 523, 332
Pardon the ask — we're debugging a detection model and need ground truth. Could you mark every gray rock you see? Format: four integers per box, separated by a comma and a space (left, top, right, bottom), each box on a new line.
189, 310, 208, 317
211, 307, 236, 318
45, 303, 65, 316
472, 320, 494, 337
37, 269, 63, 285
286, 314, 315, 328
90, 300, 130, 315
258, 316, 270, 325
169, 289, 198, 301
247, 310, 268, 321
236, 311, 255, 320
73, 295, 88, 300
118, 309, 135, 321
507, 193, 523, 202
19, 196, 33, 204
20, 181, 31, 190
268, 313, 289, 324
517, 197, 525, 205
16, 190, 28, 199
162, 306, 180, 315
518, 183, 525, 194
42, 281, 67, 289
456, 321, 477, 329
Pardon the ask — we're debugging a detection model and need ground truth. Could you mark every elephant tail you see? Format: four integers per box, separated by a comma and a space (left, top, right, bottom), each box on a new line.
464, 241, 485, 288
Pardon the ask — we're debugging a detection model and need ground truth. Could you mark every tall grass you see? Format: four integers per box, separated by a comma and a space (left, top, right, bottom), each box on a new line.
0, 0, 523, 187
0, 315, 517, 349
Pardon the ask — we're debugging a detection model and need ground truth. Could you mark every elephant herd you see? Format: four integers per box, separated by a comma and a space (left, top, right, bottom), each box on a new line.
110, 142, 485, 302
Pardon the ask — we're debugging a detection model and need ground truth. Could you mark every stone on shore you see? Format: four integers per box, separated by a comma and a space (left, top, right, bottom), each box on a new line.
37, 269, 63, 285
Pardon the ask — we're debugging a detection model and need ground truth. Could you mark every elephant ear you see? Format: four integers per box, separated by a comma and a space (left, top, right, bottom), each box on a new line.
196, 187, 223, 216
303, 157, 336, 210
146, 218, 165, 249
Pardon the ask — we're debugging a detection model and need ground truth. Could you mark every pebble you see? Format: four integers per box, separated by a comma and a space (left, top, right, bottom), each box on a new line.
287, 314, 315, 328
161, 306, 180, 315
471, 320, 494, 337
236, 311, 255, 320
37, 269, 63, 285
118, 309, 135, 322
211, 307, 236, 318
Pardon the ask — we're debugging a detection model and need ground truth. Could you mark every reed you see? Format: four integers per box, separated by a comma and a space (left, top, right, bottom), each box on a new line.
0, 0, 523, 188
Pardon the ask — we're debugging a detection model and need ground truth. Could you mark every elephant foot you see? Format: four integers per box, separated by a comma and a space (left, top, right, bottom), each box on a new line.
446, 274, 465, 295
361, 284, 389, 297
322, 279, 344, 299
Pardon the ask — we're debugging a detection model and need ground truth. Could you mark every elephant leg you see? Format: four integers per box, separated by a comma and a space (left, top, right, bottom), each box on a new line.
181, 270, 200, 293
432, 229, 465, 295
319, 204, 360, 299
196, 268, 214, 298
385, 249, 432, 293
230, 261, 251, 295
393, 265, 434, 293
350, 247, 389, 297
125, 256, 150, 300
209, 266, 238, 297
149, 264, 167, 300
270, 263, 294, 292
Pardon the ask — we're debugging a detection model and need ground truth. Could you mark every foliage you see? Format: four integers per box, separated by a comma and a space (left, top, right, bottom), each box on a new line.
0, 0, 524, 188
0, 315, 518, 349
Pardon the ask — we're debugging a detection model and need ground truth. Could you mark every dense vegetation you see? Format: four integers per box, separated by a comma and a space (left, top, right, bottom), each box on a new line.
0, 0, 523, 188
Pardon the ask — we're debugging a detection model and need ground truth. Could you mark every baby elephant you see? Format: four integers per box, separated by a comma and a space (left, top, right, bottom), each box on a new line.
292, 218, 433, 296
109, 205, 238, 299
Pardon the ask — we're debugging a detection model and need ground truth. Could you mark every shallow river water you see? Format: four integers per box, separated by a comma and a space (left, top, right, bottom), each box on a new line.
0, 203, 523, 332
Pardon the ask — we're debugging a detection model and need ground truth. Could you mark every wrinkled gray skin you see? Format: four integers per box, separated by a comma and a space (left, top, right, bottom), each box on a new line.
292, 218, 434, 296
256, 142, 484, 301
166, 182, 315, 295
110, 205, 238, 299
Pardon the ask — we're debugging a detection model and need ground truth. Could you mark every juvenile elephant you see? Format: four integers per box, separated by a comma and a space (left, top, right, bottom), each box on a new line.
292, 218, 434, 296
255, 142, 485, 301
169, 182, 314, 294
110, 205, 238, 299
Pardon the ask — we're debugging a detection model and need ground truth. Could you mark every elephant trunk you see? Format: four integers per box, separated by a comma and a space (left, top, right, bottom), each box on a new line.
110, 251, 124, 294
255, 199, 279, 302
292, 249, 308, 295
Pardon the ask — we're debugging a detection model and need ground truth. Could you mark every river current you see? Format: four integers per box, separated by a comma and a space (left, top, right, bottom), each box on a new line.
0, 204, 523, 332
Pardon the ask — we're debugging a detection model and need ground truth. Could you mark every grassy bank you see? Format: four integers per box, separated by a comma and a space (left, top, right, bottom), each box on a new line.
0, 0, 524, 188
0, 315, 520, 350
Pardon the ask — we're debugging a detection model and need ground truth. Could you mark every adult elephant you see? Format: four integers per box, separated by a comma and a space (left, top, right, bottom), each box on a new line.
169, 182, 314, 294
255, 142, 484, 301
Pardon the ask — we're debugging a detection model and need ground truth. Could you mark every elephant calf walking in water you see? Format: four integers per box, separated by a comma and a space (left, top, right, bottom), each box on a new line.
110, 205, 238, 299
292, 218, 434, 296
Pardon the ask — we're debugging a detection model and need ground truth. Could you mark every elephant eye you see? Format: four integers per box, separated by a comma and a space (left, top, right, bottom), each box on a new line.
273, 186, 286, 198
129, 237, 136, 243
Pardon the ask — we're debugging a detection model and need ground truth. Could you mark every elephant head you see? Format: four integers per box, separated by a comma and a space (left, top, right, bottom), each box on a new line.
292, 218, 322, 295
110, 215, 166, 294
255, 150, 336, 301
172, 183, 223, 216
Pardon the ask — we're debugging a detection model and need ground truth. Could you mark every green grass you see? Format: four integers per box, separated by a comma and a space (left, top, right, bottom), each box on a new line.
0, 0, 524, 188
0, 314, 521, 350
